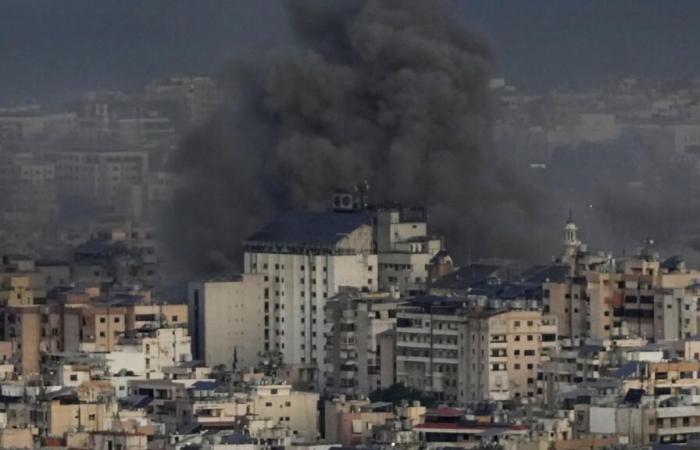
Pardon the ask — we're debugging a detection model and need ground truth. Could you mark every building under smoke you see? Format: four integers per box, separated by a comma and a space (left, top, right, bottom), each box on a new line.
163, 0, 551, 279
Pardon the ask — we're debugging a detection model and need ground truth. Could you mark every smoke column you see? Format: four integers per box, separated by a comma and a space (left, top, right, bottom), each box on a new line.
163, 0, 552, 277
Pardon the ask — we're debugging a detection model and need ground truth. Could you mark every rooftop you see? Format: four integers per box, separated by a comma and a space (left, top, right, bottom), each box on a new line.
244, 211, 372, 249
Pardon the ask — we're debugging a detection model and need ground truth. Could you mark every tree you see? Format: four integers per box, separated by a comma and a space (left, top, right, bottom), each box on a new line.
369, 383, 434, 407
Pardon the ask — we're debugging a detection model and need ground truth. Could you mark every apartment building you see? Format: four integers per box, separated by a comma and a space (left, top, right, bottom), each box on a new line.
323, 397, 394, 445
395, 297, 557, 404
188, 274, 266, 371
0, 304, 62, 375
243, 210, 377, 384
375, 207, 442, 296
144, 76, 224, 125
0, 105, 76, 140
51, 145, 148, 215
616, 360, 700, 397
249, 383, 319, 443
324, 288, 400, 397
459, 309, 558, 403
0, 154, 58, 224
654, 287, 700, 341
63, 305, 128, 352
395, 297, 464, 402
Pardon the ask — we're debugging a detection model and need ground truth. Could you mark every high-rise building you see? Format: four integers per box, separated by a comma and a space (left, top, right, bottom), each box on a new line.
393, 297, 557, 404
243, 210, 377, 385
323, 288, 400, 397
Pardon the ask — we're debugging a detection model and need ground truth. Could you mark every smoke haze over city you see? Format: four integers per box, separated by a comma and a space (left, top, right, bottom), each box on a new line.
7, 1, 700, 446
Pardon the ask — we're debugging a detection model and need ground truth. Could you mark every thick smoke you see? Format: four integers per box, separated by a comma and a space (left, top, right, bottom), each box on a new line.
163, 0, 553, 277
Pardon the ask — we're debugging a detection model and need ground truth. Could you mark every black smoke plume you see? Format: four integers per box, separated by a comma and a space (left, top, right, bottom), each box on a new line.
163, 0, 552, 277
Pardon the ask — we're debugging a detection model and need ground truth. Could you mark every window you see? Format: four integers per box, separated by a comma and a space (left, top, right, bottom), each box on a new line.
524, 350, 536, 356
172, 315, 178, 322
514, 364, 521, 370
527, 335, 533, 341
527, 363, 534, 369
265, 402, 272, 407
527, 321, 533, 326
70, 374, 78, 381
514, 321, 521, 327
114, 317, 120, 323
99, 317, 106, 323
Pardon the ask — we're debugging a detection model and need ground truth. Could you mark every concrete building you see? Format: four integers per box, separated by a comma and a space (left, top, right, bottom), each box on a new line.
63, 305, 127, 352
459, 309, 558, 403
395, 297, 464, 402
395, 297, 557, 404
51, 145, 148, 216
114, 326, 192, 379
0, 304, 62, 375
144, 75, 224, 125
243, 210, 377, 384
188, 274, 266, 371
0, 154, 58, 224
654, 287, 700, 341
323, 397, 394, 446
375, 207, 442, 297
249, 382, 319, 443
0, 105, 76, 140
324, 289, 400, 397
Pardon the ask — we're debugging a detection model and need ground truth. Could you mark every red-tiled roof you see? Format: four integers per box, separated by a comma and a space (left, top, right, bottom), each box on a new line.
415, 422, 529, 431
426, 407, 464, 417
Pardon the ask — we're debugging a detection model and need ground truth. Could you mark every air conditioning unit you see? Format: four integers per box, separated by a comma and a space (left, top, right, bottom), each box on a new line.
332, 192, 355, 211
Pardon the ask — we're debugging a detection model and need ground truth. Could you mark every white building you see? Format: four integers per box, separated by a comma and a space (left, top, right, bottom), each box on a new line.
243, 210, 377, 385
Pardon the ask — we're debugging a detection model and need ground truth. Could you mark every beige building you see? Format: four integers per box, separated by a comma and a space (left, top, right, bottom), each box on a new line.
324, 397, 394, 446
188, 274, 266, 370
0, 276, 34, 306
0, 428, 33, 449
375, 207, 442, 297
63, 305, 127, 352
249, 383, 319, 443
619, 360, 700, 396
460, 309, 558, 403
45, 399, 113, 437
0, 304, 62, 375
90, 431, 147, 450
396, 298, 557, 404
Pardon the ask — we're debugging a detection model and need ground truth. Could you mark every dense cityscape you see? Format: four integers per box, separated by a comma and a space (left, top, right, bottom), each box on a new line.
4, 1, 700, 450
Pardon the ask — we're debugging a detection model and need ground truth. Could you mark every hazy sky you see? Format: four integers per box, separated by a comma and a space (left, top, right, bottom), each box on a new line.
2, 0, 700, 103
